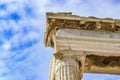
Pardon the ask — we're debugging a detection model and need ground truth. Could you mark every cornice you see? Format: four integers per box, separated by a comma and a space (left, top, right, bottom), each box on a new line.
44, 12, 120, 47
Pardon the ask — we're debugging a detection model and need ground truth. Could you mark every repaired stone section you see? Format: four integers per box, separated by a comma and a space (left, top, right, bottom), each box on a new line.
85, 55, 120, 67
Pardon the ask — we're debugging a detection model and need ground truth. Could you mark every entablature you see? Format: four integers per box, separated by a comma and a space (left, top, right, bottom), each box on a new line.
44, 12, 120, 47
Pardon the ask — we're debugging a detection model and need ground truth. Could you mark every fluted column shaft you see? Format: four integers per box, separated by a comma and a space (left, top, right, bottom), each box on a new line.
49, 56, 81, 80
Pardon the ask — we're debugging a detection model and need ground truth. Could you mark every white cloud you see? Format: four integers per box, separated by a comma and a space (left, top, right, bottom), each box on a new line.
2, 42, 11, 50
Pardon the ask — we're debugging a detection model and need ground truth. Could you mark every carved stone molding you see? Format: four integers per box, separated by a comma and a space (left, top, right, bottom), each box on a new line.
44, 12, 120, 47
54, 29, 120, 56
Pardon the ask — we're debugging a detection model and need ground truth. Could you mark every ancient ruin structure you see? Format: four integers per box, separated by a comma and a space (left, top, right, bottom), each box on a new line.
44, 12, 120, 80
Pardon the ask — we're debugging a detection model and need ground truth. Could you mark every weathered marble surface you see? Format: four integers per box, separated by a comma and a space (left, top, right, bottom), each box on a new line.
44, 12, 120, 47
56, 29, 120, 39
55, 29, 120, 56
49, 56, 80, 80
45, 13, 120, 80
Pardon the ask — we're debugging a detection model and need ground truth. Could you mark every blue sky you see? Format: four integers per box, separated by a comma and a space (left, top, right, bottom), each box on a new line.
0, 0, 120, 80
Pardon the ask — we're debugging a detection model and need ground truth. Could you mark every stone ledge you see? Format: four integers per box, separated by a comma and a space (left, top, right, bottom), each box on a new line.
44, 12, 120, 47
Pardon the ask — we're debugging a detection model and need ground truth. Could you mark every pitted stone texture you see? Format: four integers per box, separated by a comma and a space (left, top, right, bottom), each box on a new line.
49, 56, 81, 80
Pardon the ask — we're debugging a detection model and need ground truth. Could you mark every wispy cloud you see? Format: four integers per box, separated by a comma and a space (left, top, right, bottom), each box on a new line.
0, 0, 42, 80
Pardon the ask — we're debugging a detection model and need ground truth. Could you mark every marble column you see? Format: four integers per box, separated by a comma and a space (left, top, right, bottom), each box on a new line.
49, 56, 81, 80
